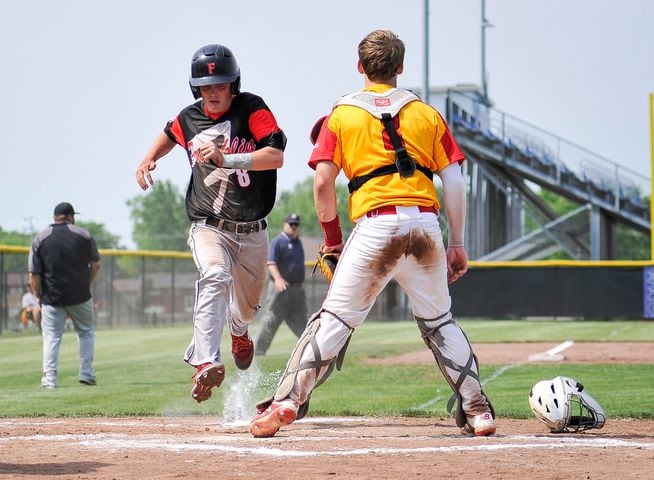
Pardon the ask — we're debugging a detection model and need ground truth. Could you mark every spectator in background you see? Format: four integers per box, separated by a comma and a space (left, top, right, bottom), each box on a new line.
21, 283, 41, 331
28, 202, 101, 389
255, 214, 308, 355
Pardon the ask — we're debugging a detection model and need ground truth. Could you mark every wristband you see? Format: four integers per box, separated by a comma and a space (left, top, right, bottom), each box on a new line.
448, 241, 464, 248
222, 153, 253, 170
320, 216, 343, 247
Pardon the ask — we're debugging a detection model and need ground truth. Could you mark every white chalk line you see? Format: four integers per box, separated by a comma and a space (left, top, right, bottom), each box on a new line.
602, 325, 632, 340
0, 417, 374, 430
414, 362, 522, 410
3, 431, 653, 457
415, 341, 575, 410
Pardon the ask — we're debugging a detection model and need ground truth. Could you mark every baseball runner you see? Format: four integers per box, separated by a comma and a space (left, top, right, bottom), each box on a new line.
135, 44, 286, 403
250, 30, 495, 438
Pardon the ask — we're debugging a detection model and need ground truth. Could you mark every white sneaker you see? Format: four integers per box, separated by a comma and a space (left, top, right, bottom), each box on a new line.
41, 375, 57, 389
462, 412, 496, 436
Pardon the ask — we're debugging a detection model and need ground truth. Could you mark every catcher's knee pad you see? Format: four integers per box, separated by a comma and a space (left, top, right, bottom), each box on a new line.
415, 314, 494, 427
268, 309, 353, 417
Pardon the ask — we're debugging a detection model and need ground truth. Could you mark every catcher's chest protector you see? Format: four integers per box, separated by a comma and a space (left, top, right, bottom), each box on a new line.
333, 88, 419, 118
335, 89, 432, 192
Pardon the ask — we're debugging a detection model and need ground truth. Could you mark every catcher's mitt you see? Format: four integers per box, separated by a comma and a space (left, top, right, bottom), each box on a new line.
311, 246, 340, 283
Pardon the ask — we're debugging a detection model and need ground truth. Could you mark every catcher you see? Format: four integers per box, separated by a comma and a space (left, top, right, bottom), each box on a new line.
250, 30, 495, 438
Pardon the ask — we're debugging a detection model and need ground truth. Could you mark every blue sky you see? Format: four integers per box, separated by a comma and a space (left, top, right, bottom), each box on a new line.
1, 0, 652, 248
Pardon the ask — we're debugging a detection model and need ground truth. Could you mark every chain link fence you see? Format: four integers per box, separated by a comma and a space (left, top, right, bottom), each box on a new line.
0, 246, 410, 334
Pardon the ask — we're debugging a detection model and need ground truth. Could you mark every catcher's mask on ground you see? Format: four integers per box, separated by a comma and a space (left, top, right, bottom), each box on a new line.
189, 44, 241, 99
528, 376, 606, 433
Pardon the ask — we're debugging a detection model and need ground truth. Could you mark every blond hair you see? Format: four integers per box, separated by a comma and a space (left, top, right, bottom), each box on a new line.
358, 30, 405, 82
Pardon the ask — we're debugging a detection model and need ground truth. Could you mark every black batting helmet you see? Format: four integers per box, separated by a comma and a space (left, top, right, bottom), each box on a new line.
189, 44, 241, 99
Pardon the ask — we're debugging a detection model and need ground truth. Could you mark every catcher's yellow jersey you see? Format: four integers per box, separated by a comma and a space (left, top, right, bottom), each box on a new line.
309, 84, 465, 222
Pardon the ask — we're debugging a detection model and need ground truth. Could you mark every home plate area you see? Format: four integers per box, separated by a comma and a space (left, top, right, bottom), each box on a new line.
1, 417, 653, 479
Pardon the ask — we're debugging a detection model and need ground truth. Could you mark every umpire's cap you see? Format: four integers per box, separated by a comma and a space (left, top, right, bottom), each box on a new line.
53, 202, 79, 216
285, 213, 301, 225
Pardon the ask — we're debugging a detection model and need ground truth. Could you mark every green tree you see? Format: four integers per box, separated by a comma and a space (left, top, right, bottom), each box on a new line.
0, 227, 32, 247
532, 188, 650, 260
524, 189, 580, 234
76, 221, 124, 249
127, 180, 189, 251
615, 225, 649, 259
267, 177, 353, 237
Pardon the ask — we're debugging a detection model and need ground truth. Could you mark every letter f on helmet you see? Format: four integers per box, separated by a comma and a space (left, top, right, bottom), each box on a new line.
189, 44, 241, 99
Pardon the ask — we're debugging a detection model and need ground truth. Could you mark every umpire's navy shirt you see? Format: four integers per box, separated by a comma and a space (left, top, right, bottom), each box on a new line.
268, 232, 305, 284
28, 222, 100, 306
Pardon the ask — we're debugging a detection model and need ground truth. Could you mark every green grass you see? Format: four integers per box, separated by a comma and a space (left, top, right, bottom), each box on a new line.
0, 320, 652, 419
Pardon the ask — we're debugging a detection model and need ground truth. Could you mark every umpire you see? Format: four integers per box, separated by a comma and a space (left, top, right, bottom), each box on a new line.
28, 202, 101, 388
255, 213, 307, 355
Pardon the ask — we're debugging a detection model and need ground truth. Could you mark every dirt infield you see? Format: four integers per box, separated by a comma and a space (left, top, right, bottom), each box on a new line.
367, 342, 654, 365
1, 343, 652, 479
1, 416, 653, 479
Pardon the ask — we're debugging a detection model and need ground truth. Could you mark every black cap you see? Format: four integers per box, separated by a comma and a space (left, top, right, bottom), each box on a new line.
53, 202, 79, 216
285, 213, 301, 225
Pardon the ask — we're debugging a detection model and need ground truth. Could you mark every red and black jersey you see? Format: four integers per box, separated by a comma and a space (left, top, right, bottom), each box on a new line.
164, 92, 285, 222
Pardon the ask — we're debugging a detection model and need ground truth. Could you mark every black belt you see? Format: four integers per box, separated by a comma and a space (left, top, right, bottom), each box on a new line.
205, 217, 267, 234
287, 282, 304, 287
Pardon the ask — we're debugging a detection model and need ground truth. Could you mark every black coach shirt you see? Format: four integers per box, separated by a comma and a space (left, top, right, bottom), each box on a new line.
28, 222, 101, 306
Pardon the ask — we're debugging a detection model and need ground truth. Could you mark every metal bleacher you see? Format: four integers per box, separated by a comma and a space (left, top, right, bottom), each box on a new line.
423, 86, 650, 260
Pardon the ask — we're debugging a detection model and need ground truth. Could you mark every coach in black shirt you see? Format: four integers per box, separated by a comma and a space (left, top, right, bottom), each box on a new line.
28, 202, 101, 388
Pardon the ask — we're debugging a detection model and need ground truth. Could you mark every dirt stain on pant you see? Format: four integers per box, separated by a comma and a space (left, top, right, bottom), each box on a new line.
367, 229, 438, 302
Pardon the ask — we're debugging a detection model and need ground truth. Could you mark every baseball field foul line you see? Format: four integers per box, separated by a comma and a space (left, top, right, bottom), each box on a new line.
413, 340, 575, 411
4, 432, 653, 458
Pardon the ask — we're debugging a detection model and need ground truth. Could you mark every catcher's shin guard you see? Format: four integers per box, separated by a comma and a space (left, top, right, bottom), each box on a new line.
256, 309, 353, 419
415, 314, 494, 427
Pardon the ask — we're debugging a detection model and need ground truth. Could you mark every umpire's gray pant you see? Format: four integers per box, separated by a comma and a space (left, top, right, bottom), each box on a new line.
255, 282, 308, 355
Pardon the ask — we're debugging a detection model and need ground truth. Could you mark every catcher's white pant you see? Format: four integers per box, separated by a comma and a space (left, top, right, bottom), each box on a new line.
184, 222, 268, 366
286, 206, 489, 417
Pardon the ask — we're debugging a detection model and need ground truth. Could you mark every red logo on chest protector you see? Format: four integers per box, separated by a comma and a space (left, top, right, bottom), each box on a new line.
208, 62, 216, 74
375, 98, 391, 107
